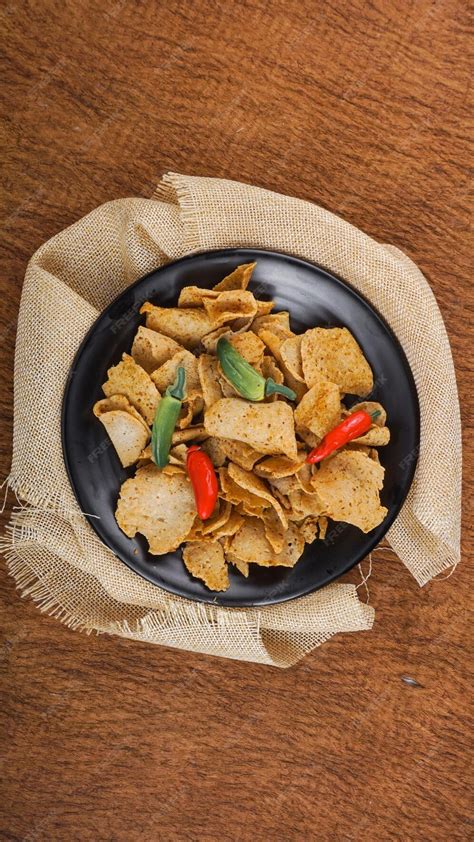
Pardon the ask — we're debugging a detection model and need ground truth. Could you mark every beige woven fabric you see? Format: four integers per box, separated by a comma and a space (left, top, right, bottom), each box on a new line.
1, 172, 461, 668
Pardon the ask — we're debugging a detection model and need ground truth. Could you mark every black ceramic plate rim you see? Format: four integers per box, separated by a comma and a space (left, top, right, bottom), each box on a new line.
62, 248, 420, 607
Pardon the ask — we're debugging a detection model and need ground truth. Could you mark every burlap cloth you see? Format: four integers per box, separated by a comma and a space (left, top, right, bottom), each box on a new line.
0, 173, 461, 668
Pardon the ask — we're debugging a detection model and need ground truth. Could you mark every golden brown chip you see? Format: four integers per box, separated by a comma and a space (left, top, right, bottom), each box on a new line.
140, 302, 215, 349
203, 290, 258, 325
182, 541, 229, 591
258, 326, 307, 401
178, 287, 220, 308
254, 453, 306, 479
280, 334, 305, 382
95, 410, 150, 468
200, 500, 232, 536
230, 517, 304, 567
288, 488, 326, 519
295, 462, 314, 494
177, 390, 204, 429
102, 354, 160, 425
212, 262, 256, 292
226, 555, 250, 577
252, 311, 291, 334
198, 354, 225, 407
200, 326, 233, 354
131, 326, 183, 373
301, 327, 373, 396
169, 444, 188, 465
227, 462, 288, 529
116, 463, 196, 553
213, 508, 245, 540
228, 332, 266, 368
218, 439, 262, 471
261, 508, 287, 553
317, 516, 328, 540
298, 516, 320, 543
204, 398, 298, 459
312, 450, 387, 532
150, 349, 201, 394
201, 436, 228, 467
352, 426, 390, 446
218, 467, 269, 513
172, 425, 208, 444
294, 378, 341, 439
268, 476, 300, 496
296, 425, 321, 449
93, 394, 150, 433
254, 299, 274, 317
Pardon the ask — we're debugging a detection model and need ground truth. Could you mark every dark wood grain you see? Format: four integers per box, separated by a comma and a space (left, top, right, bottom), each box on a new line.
0, 1, 472, 840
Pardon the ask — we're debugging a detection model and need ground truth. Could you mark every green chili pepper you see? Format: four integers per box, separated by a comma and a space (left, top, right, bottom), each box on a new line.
151, 366, 187, 468
217, 337, 296, 401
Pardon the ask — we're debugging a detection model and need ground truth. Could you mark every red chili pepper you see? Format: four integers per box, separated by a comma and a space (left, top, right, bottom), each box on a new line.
186, 445, 219, 520
306, 410, 381, 464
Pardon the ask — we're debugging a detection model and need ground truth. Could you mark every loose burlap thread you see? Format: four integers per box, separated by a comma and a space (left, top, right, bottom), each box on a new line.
0, 173, 461, 668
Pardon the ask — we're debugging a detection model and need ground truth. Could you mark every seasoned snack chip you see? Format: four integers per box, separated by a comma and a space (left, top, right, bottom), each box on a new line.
205, 398, 298, 459
219, 467, 269, 513
312, 450, 387, 532
198, 355, 225, 407
178, 287, 220, 308
261, 508, 287, 553
280, 335, 305, 382
116, 464, 196, 553
172, 425, 208, 444
218, 439, 262, 471
93, 394, 150, 433
348, 401, 387, 427
102, 353, 160, 425
352, 426, 390, 446
182, 541, 229, 591
200, 326, 233, 354
131, 326, 182, 373
254, 453, 306, 479
228, 462, 288, 529
301, 327, 373, 396
294, 378, 341, 439
201, 436, 227, 467
140, 302, 215, 348
212, 261, 256, 292
150, 349, 200, 394
228, 332, 266, 368
252, 311, 291, 334
203, 290, 258, 325
230, 517, 303, 567
95, 410, 150, 468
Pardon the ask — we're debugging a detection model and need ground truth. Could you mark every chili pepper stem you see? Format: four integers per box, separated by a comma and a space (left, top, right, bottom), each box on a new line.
264, 378, 297, 401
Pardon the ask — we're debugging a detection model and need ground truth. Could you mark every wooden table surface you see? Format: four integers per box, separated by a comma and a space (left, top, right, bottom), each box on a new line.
1, 1, 471, 840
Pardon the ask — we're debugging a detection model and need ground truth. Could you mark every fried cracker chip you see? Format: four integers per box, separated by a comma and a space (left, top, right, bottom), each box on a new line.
178, 287, 220, 308
150, 349, 201, 394
352, 426, 390, 446
93, 394, 150, 433
172, 425, 208, 444
228, 462, 288, 529
203, 290, 258, 325
252, 311, 291, 334
177, 390, 204, 429
294, 378, 341, 439
301, 327, 373, 396
115, 464, 196, 553
255, 299, 274, 317
140, 302, 215, 349
198, 354, 225, 408
131, 326, 183, 373
218, 439, 262, 471
200, 326, 233, 354
212, 262, 256, 292
230, 517, 304, 567
298, 516, 320, 543
318, 516, 328, 540
204, 398, 298, 459
312, 450, 387, 532
182, 541, 229, 591
102, 353, 160, 425
261, 508, 287, 553
228, 332, 266, 368
254, 453, 305, 479
226, 555, 250, 577
288, 488, 325, 519
201, 436, 228, 467
258, 326, 307, 401
95, 410, 150, 468
218, 467, 269, 513
280, 334, 305, 382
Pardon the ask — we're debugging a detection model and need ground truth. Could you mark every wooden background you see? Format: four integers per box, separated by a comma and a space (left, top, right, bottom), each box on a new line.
1, 1, 472, 839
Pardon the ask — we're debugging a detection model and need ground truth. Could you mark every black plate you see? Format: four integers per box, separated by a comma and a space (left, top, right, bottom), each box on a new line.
62, 249, 419, 607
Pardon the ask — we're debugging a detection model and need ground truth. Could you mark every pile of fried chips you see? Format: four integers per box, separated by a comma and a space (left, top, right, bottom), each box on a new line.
93, 263, 390, 592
